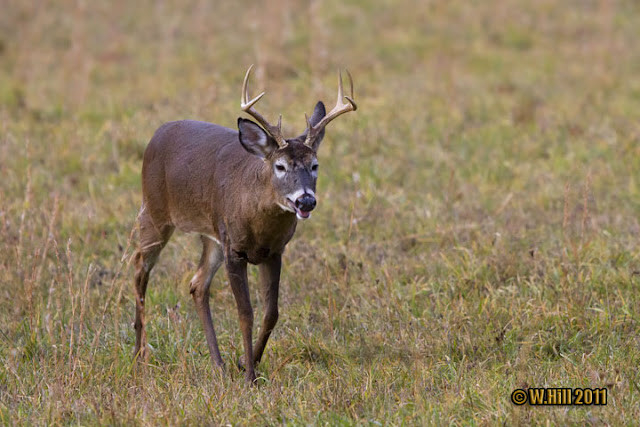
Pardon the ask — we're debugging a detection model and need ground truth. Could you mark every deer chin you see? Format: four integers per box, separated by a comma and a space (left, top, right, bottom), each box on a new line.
286, 198, 312, 220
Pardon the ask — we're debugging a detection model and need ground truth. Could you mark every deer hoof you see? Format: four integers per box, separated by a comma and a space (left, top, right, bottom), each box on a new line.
237, 355, 246, 371
134, 346, 149, 363
247, 373, 258, 386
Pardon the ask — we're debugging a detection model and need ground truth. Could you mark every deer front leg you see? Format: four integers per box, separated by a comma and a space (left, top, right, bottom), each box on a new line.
253, 253, 281, 366
225, 252, 256, 384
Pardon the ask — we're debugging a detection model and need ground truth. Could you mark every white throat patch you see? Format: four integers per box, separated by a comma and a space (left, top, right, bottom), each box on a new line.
277, 202, 295, 213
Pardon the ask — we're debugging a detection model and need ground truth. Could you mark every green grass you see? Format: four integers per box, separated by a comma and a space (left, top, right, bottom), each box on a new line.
2, 0, 640, 424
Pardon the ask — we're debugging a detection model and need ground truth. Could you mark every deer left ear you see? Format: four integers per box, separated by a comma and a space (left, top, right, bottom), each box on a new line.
238, 118, 279, 158
303, 101, 326, 151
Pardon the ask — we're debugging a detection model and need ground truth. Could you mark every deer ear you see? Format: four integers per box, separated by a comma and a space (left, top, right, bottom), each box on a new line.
301, 101, 326, 151
238, 118, 279, 158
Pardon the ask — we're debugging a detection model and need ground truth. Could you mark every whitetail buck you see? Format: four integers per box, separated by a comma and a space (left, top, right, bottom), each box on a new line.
133, 65, 357, 383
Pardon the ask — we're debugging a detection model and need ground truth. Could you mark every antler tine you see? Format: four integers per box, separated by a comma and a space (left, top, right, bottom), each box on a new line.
240, 65, 287, 147
332, 69, 358, 112
343, 69, 357, 110
304, 69, 357, 146
241, 64, 263, 107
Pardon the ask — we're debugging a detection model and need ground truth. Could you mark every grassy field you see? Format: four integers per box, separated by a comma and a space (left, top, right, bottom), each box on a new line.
2, 0, 640, 424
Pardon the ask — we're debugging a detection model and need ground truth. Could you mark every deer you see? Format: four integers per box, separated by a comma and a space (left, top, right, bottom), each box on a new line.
133, 65, 357, 384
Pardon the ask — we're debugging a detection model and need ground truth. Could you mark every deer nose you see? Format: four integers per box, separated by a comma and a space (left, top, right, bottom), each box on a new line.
296, 194, 316, 212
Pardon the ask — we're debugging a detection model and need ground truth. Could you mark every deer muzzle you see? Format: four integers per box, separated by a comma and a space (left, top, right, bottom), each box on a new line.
296, 194, 316, 213
287, 193, 316, 220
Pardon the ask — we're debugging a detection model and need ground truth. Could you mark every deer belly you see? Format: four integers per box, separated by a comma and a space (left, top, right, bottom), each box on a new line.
169, 208, 217, 236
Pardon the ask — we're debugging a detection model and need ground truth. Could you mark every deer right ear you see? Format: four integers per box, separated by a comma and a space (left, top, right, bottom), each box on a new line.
238, 118, 279, 158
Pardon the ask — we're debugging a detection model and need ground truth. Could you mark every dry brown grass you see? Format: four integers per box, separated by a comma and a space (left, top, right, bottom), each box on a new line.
1, 0, 640, 424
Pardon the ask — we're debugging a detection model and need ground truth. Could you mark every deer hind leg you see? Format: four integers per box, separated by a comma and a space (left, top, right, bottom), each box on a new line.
134, 210, 174, 361
190, 235, 225, 369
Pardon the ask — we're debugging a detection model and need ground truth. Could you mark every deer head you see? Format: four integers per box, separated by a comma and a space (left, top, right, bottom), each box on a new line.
238, 65, 357, 219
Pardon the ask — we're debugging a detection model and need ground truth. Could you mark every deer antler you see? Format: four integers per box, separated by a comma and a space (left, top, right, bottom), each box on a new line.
241, 65, 287, 147
304, 69, 357, 147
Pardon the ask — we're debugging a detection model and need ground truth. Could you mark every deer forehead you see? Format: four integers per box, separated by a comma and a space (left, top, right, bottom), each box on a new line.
272, 143, 317, 165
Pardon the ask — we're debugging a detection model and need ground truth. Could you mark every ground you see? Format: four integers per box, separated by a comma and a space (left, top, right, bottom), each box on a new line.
1, 0, 639, 424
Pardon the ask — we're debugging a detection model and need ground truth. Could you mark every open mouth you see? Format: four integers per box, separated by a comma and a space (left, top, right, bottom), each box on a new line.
286, 198, 311, 220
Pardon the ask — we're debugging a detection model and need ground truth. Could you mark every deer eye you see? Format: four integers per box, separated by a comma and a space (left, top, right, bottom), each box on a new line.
275, 164, 286, 172
311, 164, 319, 172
